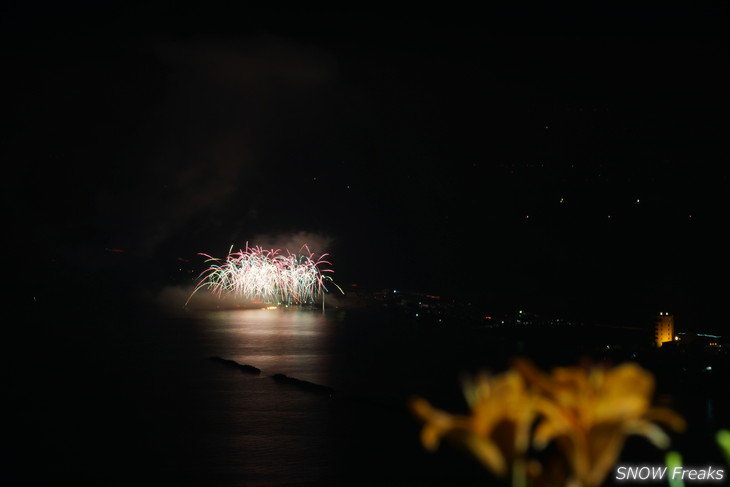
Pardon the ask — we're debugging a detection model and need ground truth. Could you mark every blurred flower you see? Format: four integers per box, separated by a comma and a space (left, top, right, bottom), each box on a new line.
411, 367, 542, 479
519, 360, 686, 487
410, 359, 685, 487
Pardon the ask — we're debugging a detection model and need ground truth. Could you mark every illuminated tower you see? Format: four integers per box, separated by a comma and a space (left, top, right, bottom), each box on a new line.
654, 312, 674, 347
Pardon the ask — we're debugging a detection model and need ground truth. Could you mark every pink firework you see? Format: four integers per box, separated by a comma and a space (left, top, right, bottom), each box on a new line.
185, 243, 340, 307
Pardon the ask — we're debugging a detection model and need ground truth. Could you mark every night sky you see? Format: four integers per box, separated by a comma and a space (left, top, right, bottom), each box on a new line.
4, 4, 728, 330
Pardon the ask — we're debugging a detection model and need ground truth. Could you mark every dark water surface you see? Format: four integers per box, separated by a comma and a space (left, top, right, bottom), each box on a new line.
5, 303, 729, 486
4, 305, 489, 486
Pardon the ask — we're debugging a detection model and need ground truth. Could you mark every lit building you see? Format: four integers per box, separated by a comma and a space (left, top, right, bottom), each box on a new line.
654, 312, 674, 347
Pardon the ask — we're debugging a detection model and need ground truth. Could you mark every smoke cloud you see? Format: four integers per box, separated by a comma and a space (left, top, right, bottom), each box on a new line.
249, 231, 335, 257
93, 35, 339, 258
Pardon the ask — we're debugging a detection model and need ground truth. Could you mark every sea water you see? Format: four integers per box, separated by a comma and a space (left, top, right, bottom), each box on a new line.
6, 305, 728, 486
5, 305, 492, 486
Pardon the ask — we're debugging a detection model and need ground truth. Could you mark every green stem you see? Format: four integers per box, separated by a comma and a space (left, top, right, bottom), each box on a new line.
666, 451, 684, 487
512, 458, 527, 487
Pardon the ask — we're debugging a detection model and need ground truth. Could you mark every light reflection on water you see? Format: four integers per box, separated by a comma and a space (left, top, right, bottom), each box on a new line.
197, 308, 335, 386
182, 307, 465, 486
147, 308, 347, 486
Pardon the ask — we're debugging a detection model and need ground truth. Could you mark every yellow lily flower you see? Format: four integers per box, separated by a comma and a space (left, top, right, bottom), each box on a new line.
411, 359, 685, 487
521, 360, 685, 487
410, 367, 540, 477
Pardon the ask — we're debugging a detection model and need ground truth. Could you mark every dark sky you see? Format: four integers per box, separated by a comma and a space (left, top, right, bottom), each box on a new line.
4, 4, 728, 328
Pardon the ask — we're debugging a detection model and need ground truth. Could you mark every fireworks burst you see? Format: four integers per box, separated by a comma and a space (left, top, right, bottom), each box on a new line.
185, 243, 342, 307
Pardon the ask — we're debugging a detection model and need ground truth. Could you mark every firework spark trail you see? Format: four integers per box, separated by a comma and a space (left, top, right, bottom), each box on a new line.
185, 243, 338, 307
